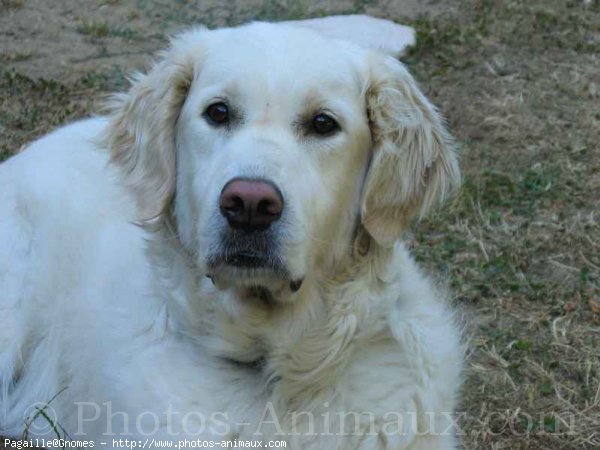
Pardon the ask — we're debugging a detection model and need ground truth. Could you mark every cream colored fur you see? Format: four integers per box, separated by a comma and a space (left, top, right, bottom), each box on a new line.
0, 19, 463, 450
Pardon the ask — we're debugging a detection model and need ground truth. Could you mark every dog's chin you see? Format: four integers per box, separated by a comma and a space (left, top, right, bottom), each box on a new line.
211, 265, 287, 289
205, 253, 291, 292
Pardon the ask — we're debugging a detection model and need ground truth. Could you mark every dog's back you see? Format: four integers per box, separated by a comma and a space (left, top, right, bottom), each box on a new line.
0, 118, 137, 436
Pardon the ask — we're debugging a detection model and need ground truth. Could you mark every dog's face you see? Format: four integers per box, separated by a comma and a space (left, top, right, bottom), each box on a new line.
107, 23, 460, 294
175, 26, 371, 290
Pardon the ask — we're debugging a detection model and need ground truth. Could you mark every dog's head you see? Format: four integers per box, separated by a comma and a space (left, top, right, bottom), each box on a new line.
106, 22, 460, 294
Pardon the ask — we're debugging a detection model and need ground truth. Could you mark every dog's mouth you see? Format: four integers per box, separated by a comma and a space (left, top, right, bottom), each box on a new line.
222, 252, 275, 269
206, 229, 290, 286
210, 251, 288, 277
206, 255, 290, 294
207, 248, 308, 297
202, 222, 311, 296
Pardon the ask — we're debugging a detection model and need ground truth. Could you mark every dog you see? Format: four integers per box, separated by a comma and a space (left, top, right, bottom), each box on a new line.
0, 18, 463, 450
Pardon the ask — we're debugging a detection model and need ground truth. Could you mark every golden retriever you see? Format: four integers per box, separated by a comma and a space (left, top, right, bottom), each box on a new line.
0, 18, 462, 450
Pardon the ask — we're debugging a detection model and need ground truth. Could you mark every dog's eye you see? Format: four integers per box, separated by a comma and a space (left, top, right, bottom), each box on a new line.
312, 113, 340, 136
204, 102, 229, 125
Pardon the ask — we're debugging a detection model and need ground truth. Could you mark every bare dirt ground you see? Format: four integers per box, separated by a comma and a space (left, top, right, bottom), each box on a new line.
1, 1, 599, 449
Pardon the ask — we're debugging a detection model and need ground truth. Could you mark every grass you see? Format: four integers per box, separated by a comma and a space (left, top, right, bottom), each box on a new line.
0, 0, 24, 9
0, 0, 598, 448
0, 71, 95, 160
0, 51, 33, 63
77, 19, 111, 38
402, 1, 600, 448
20, 389, 72, 449
77, 19, 141, 40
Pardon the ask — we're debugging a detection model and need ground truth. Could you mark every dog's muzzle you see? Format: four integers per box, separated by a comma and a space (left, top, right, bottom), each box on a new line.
206, 177, 289, 281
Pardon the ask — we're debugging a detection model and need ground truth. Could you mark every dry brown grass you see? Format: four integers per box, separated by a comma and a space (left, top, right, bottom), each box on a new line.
0, 0, 598, 448
404, 1, 600, 448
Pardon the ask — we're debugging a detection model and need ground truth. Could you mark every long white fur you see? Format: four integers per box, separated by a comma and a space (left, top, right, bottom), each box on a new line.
0, 21, 463, 450
283, 15, 416, 58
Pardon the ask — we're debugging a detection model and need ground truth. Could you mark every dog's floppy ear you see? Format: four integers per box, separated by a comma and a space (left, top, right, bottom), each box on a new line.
361, 55, 461, 245
105, 29, 205, 222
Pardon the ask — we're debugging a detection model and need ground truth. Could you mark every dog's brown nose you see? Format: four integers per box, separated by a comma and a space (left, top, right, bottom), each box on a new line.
220, 178, 283, 231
